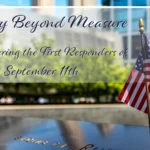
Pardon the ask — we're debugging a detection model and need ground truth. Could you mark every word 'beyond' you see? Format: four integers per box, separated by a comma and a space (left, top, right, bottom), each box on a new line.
0, 15, 128, 33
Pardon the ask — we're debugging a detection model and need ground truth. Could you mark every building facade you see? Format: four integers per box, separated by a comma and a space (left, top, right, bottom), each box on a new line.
0, 0, 140, 63
101, 0, 149, 63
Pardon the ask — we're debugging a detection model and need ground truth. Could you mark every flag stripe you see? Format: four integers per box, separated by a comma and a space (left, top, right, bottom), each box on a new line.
144, 67, 150, 71
142, 100, 147, 112
130, 82, 145, 107
118, 33, 150, 114
144, 63, 150, 67
144, 59, 150, 63
137, 93, 146, 111
145, 79, 150, 82
120, 70, 138, 103
119, 69, 135, 101
144, 107, 148, 113
134, 86, 146, 109
145, 75, 150, 79
144, 71, 150, 75
124, 72, 141, 104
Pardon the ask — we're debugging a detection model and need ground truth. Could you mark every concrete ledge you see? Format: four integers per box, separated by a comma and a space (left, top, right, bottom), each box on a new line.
0, 104, 148, 126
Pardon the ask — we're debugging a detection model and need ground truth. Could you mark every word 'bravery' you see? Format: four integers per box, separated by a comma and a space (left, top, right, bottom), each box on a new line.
0, 15, 127, 33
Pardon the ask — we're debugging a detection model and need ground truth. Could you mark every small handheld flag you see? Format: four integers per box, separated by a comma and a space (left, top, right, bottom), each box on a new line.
118, 18, 150, 127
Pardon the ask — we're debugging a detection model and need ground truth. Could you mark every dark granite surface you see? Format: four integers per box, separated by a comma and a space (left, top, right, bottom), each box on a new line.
0, 117, 150, 150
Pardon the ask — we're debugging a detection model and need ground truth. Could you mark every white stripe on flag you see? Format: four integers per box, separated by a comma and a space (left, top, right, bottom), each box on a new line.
144, 68, 150, 71
144, 60, 150, 63
145, 75, 150, 79
128, 75, 144, 105
141, 100, 147, 112
134, 86, 146, 109
121, 71, 139, 103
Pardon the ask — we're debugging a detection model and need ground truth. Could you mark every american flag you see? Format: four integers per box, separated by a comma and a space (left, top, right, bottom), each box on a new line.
118, 33, 150, 113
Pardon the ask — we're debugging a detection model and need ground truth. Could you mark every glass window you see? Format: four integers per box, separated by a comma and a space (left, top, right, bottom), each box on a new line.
132, 19, 147, 32
68, 0, 73, 6
116, 23, 128, 32
97, 0, 102, 5
55, 0, 68, 18
132, 0, 147, 6
123, 36, 128, 50
101, 8, 111, 31
115, 9, 128, 20
114, 9, 128, 33
102, 0, 111, 6
114, 0, 128, 6
132, 9, 146, 19
55, 0, 68, 6
102, 8, 111, 21
132, 9, 147, 31
132, 35, 141, 59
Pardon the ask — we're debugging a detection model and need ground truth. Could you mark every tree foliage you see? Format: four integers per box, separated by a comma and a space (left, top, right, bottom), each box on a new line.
0, 33, 132, 101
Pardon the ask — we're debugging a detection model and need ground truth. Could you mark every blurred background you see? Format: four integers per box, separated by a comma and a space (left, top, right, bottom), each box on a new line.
0, 0, 148, 125
0, 0, 147, 105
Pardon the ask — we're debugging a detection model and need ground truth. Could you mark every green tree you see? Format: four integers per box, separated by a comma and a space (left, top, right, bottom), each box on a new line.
0, 33, 131, 103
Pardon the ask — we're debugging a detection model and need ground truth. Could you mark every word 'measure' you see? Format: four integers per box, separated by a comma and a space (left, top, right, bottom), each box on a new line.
0, 14, 127, 33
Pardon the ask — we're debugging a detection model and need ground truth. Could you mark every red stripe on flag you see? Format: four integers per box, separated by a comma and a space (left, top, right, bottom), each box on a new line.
118, 69, 135, 101
131, 82, 145, 107
124, 72, 141, 104
144, 107, 148, 113
144, 63, 150, 68
145, 79, 150, 82
138, 94, 146, 111
144, 71, 150, 75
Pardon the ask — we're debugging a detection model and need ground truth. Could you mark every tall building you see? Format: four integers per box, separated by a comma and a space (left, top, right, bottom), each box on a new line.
100, 0, 149, 63
31, 0, 98, 16
0, 0, 123, 61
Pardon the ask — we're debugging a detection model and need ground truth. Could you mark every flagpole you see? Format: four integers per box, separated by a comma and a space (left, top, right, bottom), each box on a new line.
139, 18, 150, 130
